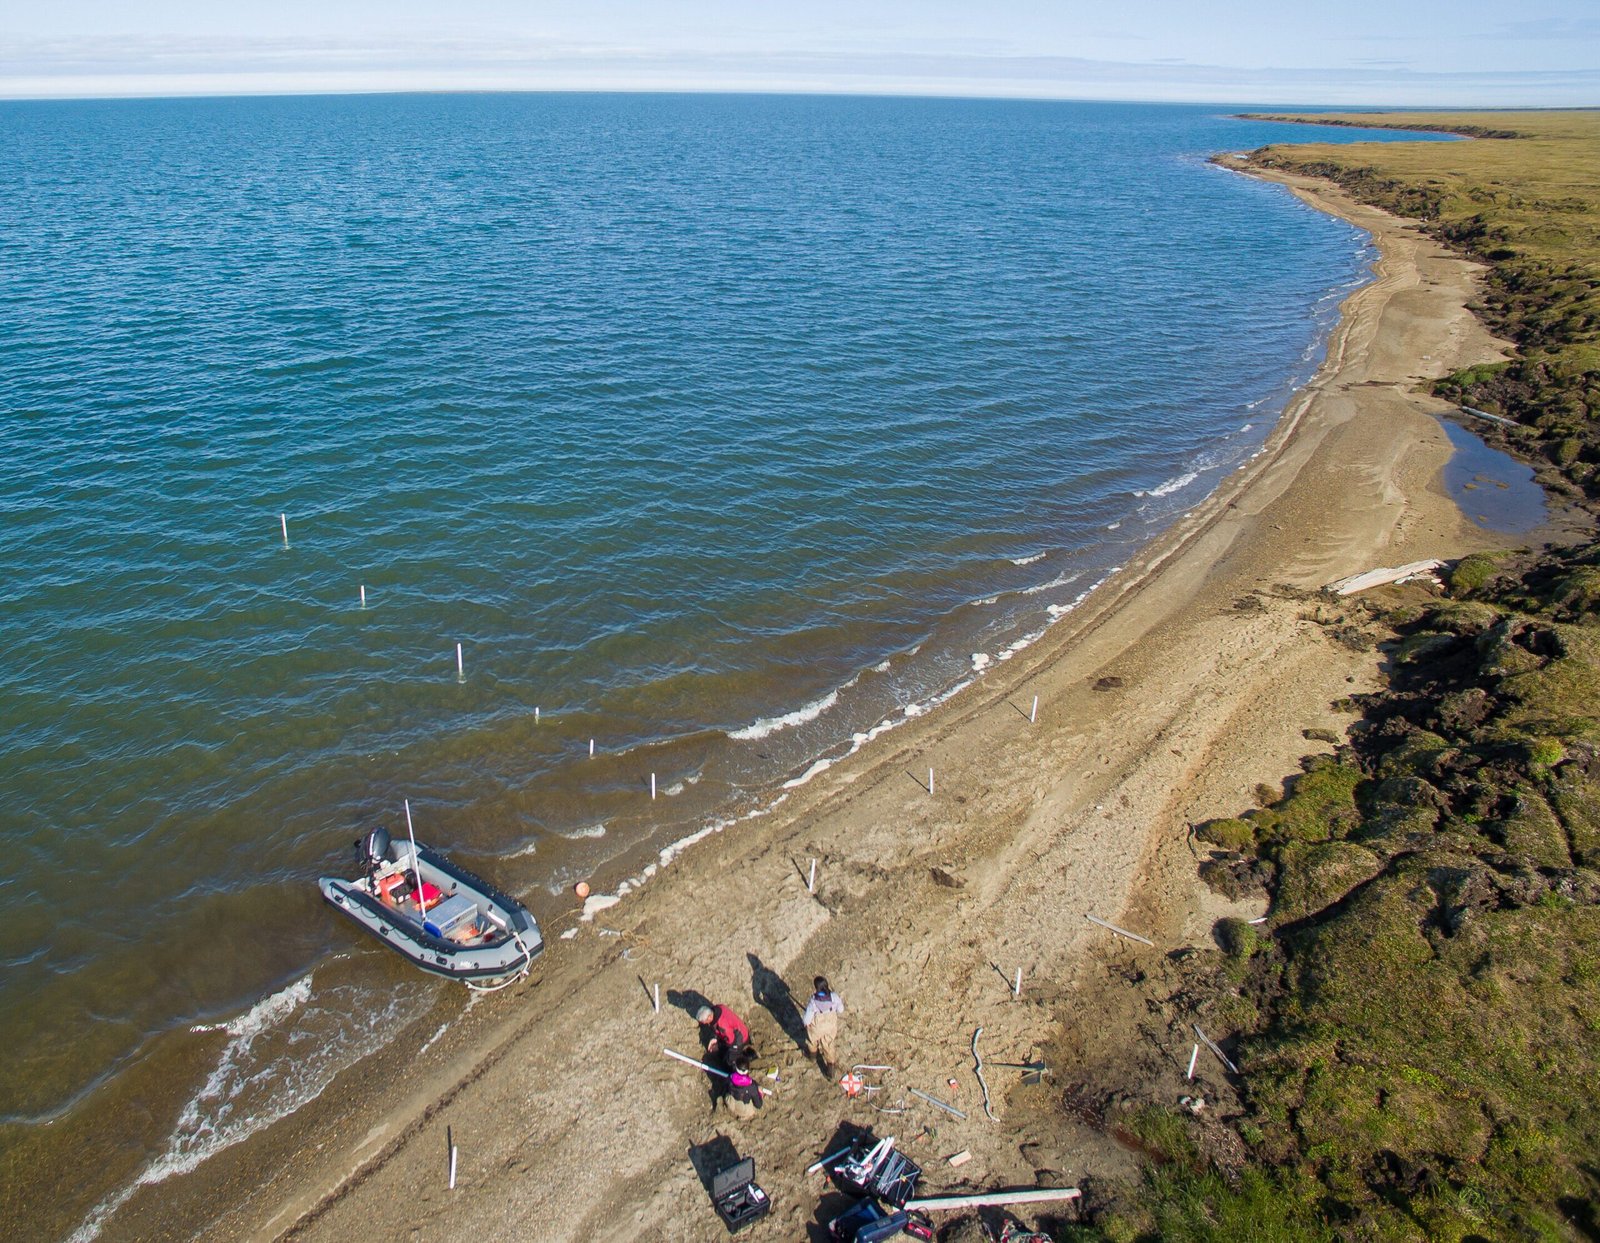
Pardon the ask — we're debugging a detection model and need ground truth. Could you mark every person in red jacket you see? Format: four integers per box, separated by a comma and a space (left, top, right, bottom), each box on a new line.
696, 1002, 750, 1069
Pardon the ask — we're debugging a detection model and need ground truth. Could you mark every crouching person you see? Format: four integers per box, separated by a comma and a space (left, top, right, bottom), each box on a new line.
724, 1046, 764, 1120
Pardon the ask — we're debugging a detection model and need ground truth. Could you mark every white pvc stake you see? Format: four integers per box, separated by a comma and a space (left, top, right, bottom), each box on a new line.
1013, 968, 1022, 998
280, 513, 289, 548
1186, 1043, 1199, 1081
404, 799, 426, 915
449, 1145, 457, 1190
1085, 913, 1155, 946
653, 984, 660, 1014
662, 1047, 729, 1078
535, 707, 540, 723
1030, 695, 1038, 723
1193, 1024, 1239, 1075
456, 642, 464, 681
589, 738, 595, 757
929, 768, 934, 796
359, 584, 366, 609
808, 858, 817, 893
650, 772, 657, 800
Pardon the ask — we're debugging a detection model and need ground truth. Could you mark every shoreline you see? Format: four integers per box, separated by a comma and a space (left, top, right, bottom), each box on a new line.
87, 166, 1526, 1241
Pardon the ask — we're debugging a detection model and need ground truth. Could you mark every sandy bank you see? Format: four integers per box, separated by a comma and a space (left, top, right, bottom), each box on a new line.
102, 166, 1518, 1242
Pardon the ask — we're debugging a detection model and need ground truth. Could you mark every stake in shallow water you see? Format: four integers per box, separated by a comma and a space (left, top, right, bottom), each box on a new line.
456, 643, 464, 682
360, 584, 366, 609
280, 513, 289, 548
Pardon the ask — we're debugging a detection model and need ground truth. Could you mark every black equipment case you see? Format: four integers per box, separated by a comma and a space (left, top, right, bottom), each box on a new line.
711, 1156, 771, 1232
833, 1140, 922, 1209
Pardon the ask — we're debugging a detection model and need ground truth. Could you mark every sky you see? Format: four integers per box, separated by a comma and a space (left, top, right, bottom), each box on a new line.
2, 1, 1597, 106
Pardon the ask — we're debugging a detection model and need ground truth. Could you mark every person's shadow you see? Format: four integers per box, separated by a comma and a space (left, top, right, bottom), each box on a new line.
747, 952, 808, 1054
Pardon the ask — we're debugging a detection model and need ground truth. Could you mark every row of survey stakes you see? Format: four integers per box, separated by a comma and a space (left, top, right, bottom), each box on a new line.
278, 513, 669, 793
278, 510, 1047, 808
287, 505, 1232, 1205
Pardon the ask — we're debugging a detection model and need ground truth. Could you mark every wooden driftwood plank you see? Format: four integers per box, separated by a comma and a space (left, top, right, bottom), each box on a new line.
1327, 559, 1443, 596
906, 1187, 1082, 1211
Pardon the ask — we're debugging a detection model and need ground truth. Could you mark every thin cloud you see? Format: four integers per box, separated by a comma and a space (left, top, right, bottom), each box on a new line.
1, 34, 1596, 105
1493, 17, 1600, 39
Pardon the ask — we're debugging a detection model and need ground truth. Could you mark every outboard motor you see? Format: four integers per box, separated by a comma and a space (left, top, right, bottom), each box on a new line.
356, 826, 392, 871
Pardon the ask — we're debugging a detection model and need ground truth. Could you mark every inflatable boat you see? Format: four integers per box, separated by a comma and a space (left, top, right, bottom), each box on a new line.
319, 823, 542, 990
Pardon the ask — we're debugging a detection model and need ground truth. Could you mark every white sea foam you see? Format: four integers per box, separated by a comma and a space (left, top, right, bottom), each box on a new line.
782, 712, 907, 791
187, 976, 310, 1037
971, 652, 992, 672
1046, 573, 1117, 621
998, 630, 1042, 661
74, 974, 422, 1242
1134, 470, 1200, 499
728, 689, 840, 741
1020, 571, 1081, 597
554, 823, 606, 841
782, 756, 837, 789
1011, 552, 1046, 566
658, 822, 722, 867
579, 893, 622, 921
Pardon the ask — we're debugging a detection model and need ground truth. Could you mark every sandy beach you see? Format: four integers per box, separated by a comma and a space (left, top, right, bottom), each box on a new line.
94, 165, 1523, 1242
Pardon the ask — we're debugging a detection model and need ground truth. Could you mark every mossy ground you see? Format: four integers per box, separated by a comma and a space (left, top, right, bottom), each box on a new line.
1058, 109, 1600, 1243
1077, 544, 1600, 1242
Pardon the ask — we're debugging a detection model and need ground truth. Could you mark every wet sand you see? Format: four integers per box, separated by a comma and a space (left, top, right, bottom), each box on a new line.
95, 165, 1519, 1241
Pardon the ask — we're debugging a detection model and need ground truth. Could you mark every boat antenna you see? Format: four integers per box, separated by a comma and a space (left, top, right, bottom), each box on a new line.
404, 798, 427, 916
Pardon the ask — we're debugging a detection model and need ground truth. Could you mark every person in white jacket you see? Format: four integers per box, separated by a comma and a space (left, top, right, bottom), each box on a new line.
801, 976, 845, 1078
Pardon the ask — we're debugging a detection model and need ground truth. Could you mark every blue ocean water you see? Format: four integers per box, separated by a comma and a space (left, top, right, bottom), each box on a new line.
0, 93, 1441, 1235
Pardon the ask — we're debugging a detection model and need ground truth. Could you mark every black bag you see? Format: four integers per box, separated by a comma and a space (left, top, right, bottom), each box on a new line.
710, 1157, 771, 1232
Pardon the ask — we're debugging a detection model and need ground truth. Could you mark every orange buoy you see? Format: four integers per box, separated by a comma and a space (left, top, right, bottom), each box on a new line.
574, 881, 591, 900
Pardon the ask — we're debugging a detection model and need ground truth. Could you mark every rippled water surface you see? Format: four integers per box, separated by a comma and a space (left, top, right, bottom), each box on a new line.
0, 93, 1439, 1236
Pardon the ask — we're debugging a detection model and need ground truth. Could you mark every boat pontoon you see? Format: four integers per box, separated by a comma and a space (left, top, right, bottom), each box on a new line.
319, 823, 542, 990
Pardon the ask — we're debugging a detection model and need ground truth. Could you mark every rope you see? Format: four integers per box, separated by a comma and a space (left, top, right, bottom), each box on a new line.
972, 1026, 997, 1122
463, 927, 534, 993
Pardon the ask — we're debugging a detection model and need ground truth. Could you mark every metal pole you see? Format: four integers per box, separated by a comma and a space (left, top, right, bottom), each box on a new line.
404, 799, 426, 915
661, 1047, 728, 1078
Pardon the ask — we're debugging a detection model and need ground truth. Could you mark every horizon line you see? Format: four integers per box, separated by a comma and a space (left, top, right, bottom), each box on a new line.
3, 84, 1595, 110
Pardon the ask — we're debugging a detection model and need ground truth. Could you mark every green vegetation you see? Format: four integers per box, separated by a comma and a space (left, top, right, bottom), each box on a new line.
1089, 545, 1600, 1241
1073, 113, 1600, 1242
1242, 111, 1600, 500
